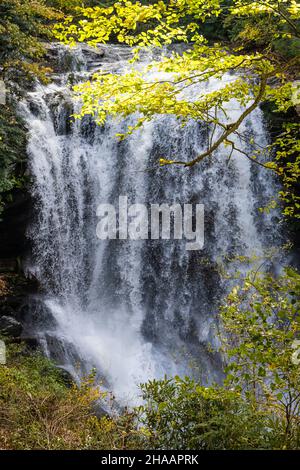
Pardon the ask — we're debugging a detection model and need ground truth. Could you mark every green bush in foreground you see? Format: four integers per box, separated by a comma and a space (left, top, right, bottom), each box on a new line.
139, 377, 271, 450
0, 268, 299, 450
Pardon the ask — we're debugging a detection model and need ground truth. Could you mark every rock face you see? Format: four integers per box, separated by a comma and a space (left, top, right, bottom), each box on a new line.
0, 272, 38, 339
0, 272, 39, 341
0, 315, 22, 337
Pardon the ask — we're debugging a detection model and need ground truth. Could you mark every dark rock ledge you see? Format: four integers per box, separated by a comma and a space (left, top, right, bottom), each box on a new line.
0, 188, 76, 386
0, 185, 36, 339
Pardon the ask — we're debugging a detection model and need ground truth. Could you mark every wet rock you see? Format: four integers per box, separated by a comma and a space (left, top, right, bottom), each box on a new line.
0, 259, 19, 273
29, 99, 43, 117
19, 297, 58, 330
0, 274, 40, 330
0, 304, 17, 318
46, 91, 74, 135
0, 315, 22, 337
80, 44, 105, 59
56, 366, 75, 388
22, 337, 40, 351
6, 337, 40, 356
44, 333, 79, 365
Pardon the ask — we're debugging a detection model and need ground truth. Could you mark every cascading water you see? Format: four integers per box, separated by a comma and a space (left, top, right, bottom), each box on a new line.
19, 44, 280, 404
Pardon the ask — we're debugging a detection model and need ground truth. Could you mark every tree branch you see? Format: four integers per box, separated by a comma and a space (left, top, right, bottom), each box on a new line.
163, 75, 269, 168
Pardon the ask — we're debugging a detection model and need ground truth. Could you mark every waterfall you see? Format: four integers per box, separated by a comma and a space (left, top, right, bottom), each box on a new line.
19, 44, 280, 404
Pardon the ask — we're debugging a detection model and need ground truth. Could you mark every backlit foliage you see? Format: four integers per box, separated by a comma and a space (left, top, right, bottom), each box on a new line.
54, 0, 299, 188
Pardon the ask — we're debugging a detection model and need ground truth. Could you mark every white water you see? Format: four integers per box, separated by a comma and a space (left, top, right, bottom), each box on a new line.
19, 45, 280, 404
